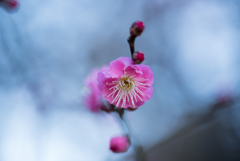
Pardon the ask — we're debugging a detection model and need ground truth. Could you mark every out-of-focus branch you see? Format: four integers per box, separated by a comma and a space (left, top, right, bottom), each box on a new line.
128, 21, 145, 60
116, 108, 147, 161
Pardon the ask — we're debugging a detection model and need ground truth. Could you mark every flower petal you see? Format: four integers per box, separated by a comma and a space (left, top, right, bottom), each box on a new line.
124, 65, 143, 77
117, 57, 134, 66
142, 86, 153, 101
109, 59, 125, 77
138, 64, 154, 85
97, 68, 111, 92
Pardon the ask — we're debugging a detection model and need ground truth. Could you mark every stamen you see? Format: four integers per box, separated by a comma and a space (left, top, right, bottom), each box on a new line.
106, 75, 149, 108
109, 85, 118, 90
107, 88, 118, 97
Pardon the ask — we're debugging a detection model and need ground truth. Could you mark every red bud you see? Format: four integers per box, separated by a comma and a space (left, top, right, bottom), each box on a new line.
132, 51, 145, 64
130, 21, 145, 36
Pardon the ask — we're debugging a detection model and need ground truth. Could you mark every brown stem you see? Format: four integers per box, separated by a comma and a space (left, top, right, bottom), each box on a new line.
116, 108, 124, 119
127, 35, 136, 58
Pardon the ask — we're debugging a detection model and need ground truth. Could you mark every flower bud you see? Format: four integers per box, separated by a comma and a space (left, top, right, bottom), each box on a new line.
110, 136, 130, 153
132, 51, 144, 64
130, 21, 145, 36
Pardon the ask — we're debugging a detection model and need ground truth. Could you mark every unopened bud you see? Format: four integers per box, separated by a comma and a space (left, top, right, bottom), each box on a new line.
110, 136, 130, 153
132, 51, 144, 64
130, 21, 145, 36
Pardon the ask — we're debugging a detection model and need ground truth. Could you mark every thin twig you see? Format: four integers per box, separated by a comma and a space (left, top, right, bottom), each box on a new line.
127, 35, 136, 58
116, 107, 147, 161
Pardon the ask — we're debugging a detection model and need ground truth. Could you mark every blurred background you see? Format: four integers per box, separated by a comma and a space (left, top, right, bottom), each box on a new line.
0, 0, 240, 160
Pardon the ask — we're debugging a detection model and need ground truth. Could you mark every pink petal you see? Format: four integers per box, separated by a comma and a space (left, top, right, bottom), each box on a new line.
117, 57, 134, 66
109, 60, 125, 77
84, 83, 101, 112
124, 65, 143, 77
138, 64, 154, 85
97, 68, 111, 92
134, 100, 145, 108
127, 101, 144, 109
142, 86, 153, 101
102, 78, 119, 98
84, 69, 103, 112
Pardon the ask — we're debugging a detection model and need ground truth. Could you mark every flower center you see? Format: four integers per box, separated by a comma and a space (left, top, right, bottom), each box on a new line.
106, 74, 150, 108
118, 76, 134, 91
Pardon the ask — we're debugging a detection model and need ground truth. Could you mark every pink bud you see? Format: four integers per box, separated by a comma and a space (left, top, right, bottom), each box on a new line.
130, 21, 145, 36
110, 136, 130, 153
132, 51, 145, 64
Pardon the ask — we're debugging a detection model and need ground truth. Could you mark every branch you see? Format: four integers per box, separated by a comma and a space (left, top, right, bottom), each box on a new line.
116, 107, 147, 161
127, 35, 136, 58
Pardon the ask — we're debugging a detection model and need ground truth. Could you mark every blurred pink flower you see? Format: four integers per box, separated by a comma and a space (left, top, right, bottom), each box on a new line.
1, 0, 18, 9
83, 69, 102, 112
110, 136, 130, 153
98, 57, 154, 109
216, 85, 233, 105
6, 0, 18, 8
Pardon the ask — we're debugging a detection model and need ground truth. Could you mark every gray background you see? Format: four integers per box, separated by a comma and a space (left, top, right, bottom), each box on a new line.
0, 0, 240, 160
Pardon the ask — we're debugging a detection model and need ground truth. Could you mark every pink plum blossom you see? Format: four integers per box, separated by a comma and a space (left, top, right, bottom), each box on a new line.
98, 57, 154, 109
83, 69, 102, 112
110, 136, 130, 153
